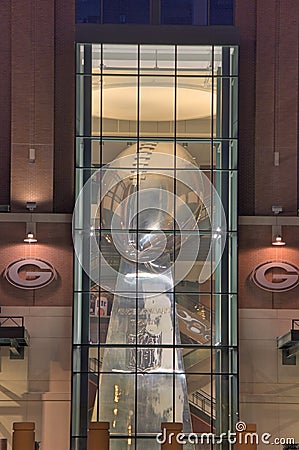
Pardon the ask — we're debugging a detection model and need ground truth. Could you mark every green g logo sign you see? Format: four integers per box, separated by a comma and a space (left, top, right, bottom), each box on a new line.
4, 258, 56, 290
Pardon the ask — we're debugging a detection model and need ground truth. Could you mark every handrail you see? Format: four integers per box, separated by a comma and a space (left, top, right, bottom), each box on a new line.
189, 389, 216, 419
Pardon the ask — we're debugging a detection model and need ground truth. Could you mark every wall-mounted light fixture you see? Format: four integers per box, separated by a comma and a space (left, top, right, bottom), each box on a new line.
24, 203, 38, 243
272, 233, 286, 246
271, 205, 286, 246
24, 222, 37, 243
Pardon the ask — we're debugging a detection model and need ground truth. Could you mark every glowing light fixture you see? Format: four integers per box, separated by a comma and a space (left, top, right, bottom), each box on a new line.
271, 219, 286, 246
24, 232, 37, 244
272, 234, 286, 246
271, 208, 286, 246
24, 221, 37, 243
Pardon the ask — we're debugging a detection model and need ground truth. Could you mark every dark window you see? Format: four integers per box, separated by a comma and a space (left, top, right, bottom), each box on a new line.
76, 0, 234, 26
209, 0, 234, 25
103, 0, 150, 24
161, 0, 194, 25
76, 0, 101, 23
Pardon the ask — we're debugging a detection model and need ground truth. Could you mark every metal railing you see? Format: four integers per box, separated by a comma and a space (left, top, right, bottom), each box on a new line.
0, 316, 24, 327
292, 320, 299, 330
189, 389, 216, 419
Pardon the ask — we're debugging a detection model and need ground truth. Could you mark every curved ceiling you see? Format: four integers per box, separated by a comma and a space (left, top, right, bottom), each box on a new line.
92, 82, 214, 122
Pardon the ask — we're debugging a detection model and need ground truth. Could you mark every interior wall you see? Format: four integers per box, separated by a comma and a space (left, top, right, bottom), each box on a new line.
240, 309, 299, 449
0, 306, 71, 450
0, 220, 72, 448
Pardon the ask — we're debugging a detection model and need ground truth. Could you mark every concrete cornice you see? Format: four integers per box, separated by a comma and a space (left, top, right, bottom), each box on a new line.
239, 216, 299, 226
0, 213, 72, 223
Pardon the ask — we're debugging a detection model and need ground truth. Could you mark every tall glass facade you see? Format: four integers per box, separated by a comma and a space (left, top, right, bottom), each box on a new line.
72, 44, 238, 449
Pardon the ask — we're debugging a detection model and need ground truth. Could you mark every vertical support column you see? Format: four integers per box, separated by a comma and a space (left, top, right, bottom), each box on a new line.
151, 0, 161, 24
234, 0, 256, 215
53, 0, 75, 213
88, 422, 109, 450
192, 0, 208, 25
160, 423, 183, 450
78, 44, 93, 450
12, 422, 35, 450
215, 47, 230, 443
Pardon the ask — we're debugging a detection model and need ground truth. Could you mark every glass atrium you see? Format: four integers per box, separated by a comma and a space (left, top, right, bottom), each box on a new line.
72, 43, 238, 450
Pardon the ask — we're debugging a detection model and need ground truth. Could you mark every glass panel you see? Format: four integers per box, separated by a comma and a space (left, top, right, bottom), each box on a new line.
136, 296, 175, 346
228, 235, 237, 291
186, 374, 213, 417
180, 348, 212, 373
214, 46, 238, 75
177, 77, 212, 138
103, 0, 150, 24
102, 76, 138, 136
92, 44, 102, 74
102, 140, 132, 165
212, 294, 237, 348
230, 78, 238, 138
93, 373, 136, 432
89, 291, 113, 343
136, 374, 175, 432
229, 171, 237, 231
177, 45, 212, 75
91, 75, 101, 136
214, 140, 238, 170
212, 348, 237, 374
174, 232, 213, 293
139, 76, 175, 137
176, 294, 212, 345
102, 140, 177, 166
175, 169, 212, 232
161, 0, 194, 25
214, 79, 239, 139
192, 0, 209, 25
210, 0, 234, 26
73, 295, 91, 344
76, 44, 85, 74
230, 46, 239, 76
213, 170, 231, 225
177, 141, 211, 168
76, 75, 85, 136
213, 374, 238, 435
228, 296, 238, 346
102, 44, 138, 74
76, 0, 101, 24
140, 45, 175, 75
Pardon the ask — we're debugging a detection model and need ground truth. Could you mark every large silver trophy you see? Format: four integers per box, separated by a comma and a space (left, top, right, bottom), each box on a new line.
73, 142, 226, 449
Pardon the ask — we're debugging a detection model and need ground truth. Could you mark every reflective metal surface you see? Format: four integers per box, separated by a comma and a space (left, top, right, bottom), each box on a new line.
93, 259, 193, 450
100, 142, 204, 260
94, 143, 197, 449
